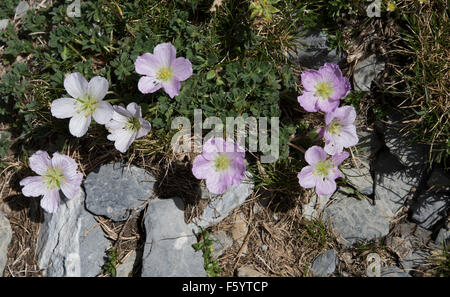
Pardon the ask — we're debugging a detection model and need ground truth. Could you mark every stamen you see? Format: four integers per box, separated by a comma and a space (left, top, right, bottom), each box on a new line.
315, 81, 333, 99
214, 154, 231, 171
44, 167, 65, 189
157, 67, 173, 82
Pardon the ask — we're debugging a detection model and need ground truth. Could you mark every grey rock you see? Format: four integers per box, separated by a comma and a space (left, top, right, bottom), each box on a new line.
311, 249, 337, 277
384, 119, 428, 167
353, 54, 385, 92
237, 266, 265, 277
435, 228, 450, 248
194, 173, 254, 228
14, 1, 30, 19
0, 19, 8, 31
36, 190, 110, 277
400, 249, 430, 272
142, 197, 206, 277
116, 251, 136, 277
411, 192, 448, 230
323, 193, 392, 246
381, 266, 411, 277
374, 150, 424, 216
84, 163, 155, 221
341, 160, 373, 196
302, 194, 332, 220
0, 210, 12, 276
210, 231, 233, 259
287, 28, 344, 69
386, 236, 412, 259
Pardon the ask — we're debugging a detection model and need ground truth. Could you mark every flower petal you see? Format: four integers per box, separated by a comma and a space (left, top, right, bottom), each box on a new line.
331, 151, 350, 167
315, 178, 337, 196
92, 100, 113, 124
51, 98, 76, 119
298, 91, 319, 112
324, 139, 343, 155
113, 129, 136, 153
171, 57, 193, 81
205, 171, 229, 194
138, 76, 162, 94
162, 79, 181, 98
297, 166, 316, 189
20, 176, 46, 197
192, 155, 213, 180
69, 114, 91, 137
61, 176, 82, 199
136, 119, 151, 139
40, 189, 61, 213
304, 146, 328, 165
51, 152, 77, 174
28, 150, 51, 175
126, 102, 141, 117
301, 69, 322, 92
135, 53, 161, 77
316, 98, 339, 113
64, 72, 88, 99
153, 42, 177, 67
87, 76, 109, 100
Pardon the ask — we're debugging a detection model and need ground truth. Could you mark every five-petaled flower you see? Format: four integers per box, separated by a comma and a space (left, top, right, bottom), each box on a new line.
135, 42, 193, 98
323, 106, 359, 155
105, 102, 151, 153
297, 63, 350, 113
297, 146, 349, 196
192, 137, 246, 195
20, 151, 83, 213
51, 72, 114, 137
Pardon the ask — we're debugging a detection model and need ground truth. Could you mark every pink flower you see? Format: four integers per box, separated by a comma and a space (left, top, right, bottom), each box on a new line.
135, 42, 193, 98
297, 146, 349, 196
192, 138, 246, 194
297, 63, 350, 113
105, 102, 151, 153
19, 151, 83, 213
51, 73, 114, 137
323, 105, 359, 155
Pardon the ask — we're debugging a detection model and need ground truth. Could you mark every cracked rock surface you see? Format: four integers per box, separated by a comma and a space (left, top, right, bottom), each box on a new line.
141, 197, 206, 277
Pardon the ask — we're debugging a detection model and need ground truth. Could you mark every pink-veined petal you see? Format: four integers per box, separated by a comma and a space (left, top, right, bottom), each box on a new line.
205, 171, 229, 195
138, 76, 162, 94
87, 76, 109, 100
153, 43, 177, 67
304, 146, 328, 165
40, 189, 61, 213
298, 91, 319, 112
92, 100, 113, 124
51, 98, 76, 119
28, 150, 51, 175
331, 151, 350, 167
20, 176, 46, 197
301, 69, 322, 92
192, 155, 213, 180
162, 79, 181, 98
69, 113, 91, 137
315, 178, 337, 196
135, 53, 161, 77
64, 72, 88, 99
171, 57, 193, 81
297, 166, 316, 189
316, 98, 340, 113
113, 129, 136, 153
60, 175, 82, 199
126, 102, 141, 118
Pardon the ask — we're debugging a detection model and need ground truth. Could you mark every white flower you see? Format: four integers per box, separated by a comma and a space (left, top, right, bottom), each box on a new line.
105, 102, 151, 153
51, 72, 114, 137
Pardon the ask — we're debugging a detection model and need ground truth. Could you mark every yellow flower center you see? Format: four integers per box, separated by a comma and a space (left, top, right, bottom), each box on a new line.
76, 95, 98, 116
313, 160, 332, 178
214, 154, 231, 171
328, 120, 341, 135
44, 167, 65, 189
315, 81, 333, 99
157, 67, 174, 82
